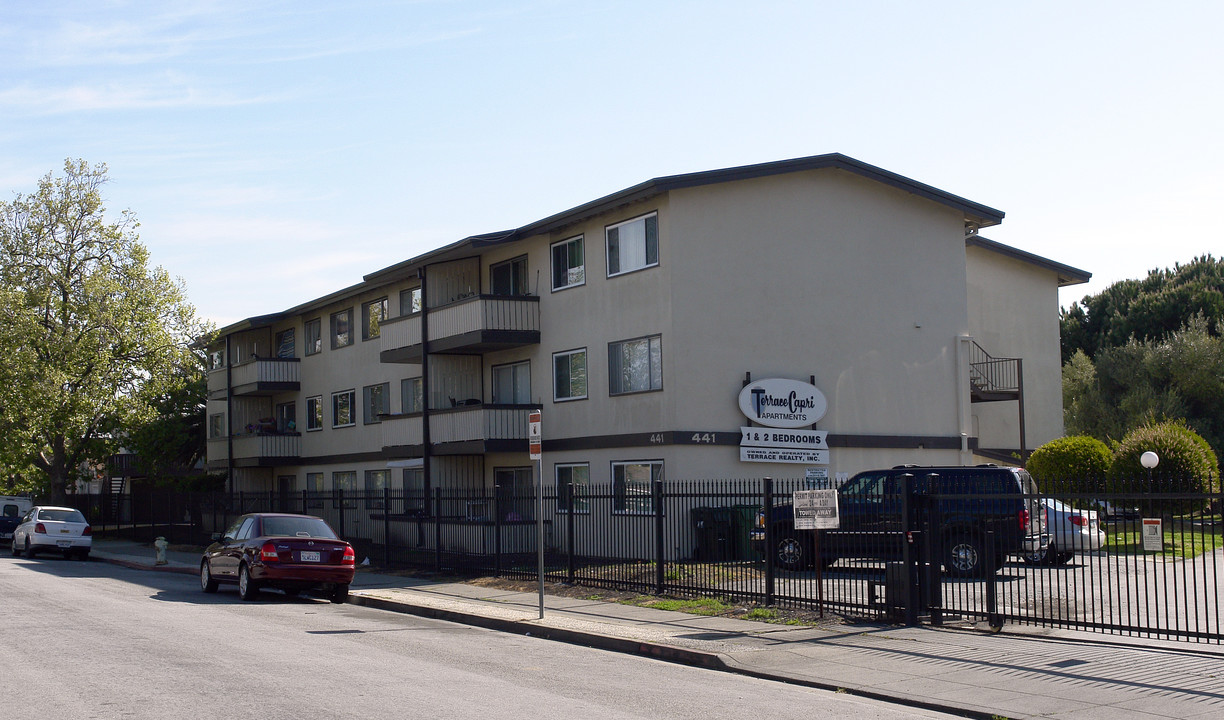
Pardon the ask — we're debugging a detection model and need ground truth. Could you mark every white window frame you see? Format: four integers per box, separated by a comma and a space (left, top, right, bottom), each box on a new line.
365, 469, 390, 509
555, 463, 590, 514
612, 460, 663, 515
550, 235, 585, 291
399, 287, 422, 316
553, 348, 587, 402
332, 470, 357, 508
608, 335, 662, 396
305, 472, 324, 508
306, 396, 323, 431
208, 413, 226, 439
490, 255, 529, 296
605, 212, 658, 277
492, 360, 531, 405
332, 389, 356, 428
275, 328, 295, 358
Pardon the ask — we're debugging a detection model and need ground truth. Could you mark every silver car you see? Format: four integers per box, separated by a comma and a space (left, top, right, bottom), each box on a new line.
11, 506, 92, 560
1024, 498, 1104, 565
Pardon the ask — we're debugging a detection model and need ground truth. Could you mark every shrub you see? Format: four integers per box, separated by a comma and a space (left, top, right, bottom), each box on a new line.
1110, 420, 1219, 495
1025, 436, 1113, 494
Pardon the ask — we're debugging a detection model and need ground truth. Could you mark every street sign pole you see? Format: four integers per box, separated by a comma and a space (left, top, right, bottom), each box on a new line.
528, 411, 543, 619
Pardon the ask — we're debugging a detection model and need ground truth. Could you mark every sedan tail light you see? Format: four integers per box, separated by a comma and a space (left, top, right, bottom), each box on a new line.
83, 525, 92, 536
1018, 508, 1030, 531
35, 523, 46, 534
260, 542, 280, 562
341, 545, 355, 566
1070, 514, 1088, 527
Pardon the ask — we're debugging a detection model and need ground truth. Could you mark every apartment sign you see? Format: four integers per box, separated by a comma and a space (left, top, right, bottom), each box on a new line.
739, 428, 830, 464
528, 411, 542, 460
738, 378, 827, 429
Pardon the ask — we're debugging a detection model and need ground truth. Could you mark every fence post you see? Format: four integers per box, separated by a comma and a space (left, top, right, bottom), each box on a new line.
764, 477, 775, 607
383, 487, 391, 568
566, 480, 575, 585
985, 530, 1002, 630
899, 473, 918, 625
924, 473, 943, 626
493, 484, 502, 578
337, 489, 345, 538
434, 486, 443, 572
654, 478, 665, 595
302, 489, 308, 515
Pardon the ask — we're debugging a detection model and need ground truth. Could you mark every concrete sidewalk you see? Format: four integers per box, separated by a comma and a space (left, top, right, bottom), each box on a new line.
90, 538, 1224, 720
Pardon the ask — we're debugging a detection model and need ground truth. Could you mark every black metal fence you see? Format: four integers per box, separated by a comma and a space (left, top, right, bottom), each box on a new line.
70, 472, 1222, 644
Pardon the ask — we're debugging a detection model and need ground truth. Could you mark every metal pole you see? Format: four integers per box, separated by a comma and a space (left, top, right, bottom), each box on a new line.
537, 457, 544, 619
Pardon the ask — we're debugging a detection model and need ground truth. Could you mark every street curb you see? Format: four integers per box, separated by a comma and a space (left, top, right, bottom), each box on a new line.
346, 593, 993, 720
347, 593, 726, 669
97, 556, 198, 576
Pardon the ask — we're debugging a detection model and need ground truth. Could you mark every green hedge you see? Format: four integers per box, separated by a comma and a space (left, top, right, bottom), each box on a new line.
1026, 436, 1113, 494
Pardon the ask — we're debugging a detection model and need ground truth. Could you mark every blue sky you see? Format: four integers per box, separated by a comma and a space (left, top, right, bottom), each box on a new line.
2, 1, 1221, 327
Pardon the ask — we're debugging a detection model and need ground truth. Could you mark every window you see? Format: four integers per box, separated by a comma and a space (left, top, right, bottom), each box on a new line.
365, 469, 390, 508
332, 470, 357, 508
606, 212, 658, 276
401, 377, 423, 414
275, 328, 295, 358
209, 349, 225, 370
490, 255, 529, 296
275, 402, 296, 433
399, 287, 422, 316
556, 463, 590, 513
331, 309, 352, 349
306, 472, 324, 508
363, 383, 389, 424
553, 348, 587, 402
612, 461, 662, 514
495, 467, 533, 521
304, 318, 322, 355
492, 361, 531, 404
362, 297, 387, 340
403, 468, 427, 514
306, 396, 323, 431
609, 335, 662, 395
332, 390, 356, 428
551, 235, 585, 290
208, 413, 226, 439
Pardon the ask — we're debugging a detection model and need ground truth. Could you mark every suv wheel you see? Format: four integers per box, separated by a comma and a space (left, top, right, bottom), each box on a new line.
945, 533, 985, 578
773, 526, 812, 571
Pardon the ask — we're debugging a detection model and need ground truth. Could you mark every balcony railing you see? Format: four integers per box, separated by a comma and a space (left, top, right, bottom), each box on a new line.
380, 295, 540, 363
968, 340, 1021, 401
380, 405, 540, 455
207, 358, 301, 398
207, 433, 301, 467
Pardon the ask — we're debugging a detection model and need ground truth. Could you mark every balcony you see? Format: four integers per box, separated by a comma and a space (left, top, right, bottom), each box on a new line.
380, 405, 541, 456
207, 358, 301, 399
206, 433, 301, 469
381, 295, 540, 363
967, 340, 1021, 403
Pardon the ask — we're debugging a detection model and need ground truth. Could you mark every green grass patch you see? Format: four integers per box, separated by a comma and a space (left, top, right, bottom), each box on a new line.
1106, 524, 1223, 558
639, 596, 735, 615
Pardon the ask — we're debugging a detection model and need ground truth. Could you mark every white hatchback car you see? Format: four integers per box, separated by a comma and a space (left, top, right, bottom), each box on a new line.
11, 506, 92, 560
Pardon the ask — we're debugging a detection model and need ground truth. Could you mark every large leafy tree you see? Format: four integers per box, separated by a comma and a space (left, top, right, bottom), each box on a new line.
0, 160, 209, 502
1061, 255, 1224, 362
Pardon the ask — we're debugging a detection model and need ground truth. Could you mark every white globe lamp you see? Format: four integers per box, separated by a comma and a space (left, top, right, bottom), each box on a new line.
1140, 451, 1159, 469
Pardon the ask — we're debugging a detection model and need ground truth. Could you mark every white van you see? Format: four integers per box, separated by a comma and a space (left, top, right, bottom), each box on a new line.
1, 496, 33, 540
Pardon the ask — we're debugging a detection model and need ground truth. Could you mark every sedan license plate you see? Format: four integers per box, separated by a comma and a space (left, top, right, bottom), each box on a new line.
300, 550, 321, 562
57, 540, 72, 548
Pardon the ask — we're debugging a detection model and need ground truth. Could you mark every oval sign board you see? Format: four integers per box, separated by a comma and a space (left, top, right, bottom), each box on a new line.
738, 378, 827, 428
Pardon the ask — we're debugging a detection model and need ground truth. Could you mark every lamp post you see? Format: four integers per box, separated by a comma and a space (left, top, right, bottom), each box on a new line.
1140, 451, 1159, 478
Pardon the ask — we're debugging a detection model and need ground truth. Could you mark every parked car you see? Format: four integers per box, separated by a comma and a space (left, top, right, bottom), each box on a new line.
10, 505, 92, 560
1023, 498, 1104, 565
751, 465, 1049, 577
200, 513, 355, 602
0, 496, 33, 543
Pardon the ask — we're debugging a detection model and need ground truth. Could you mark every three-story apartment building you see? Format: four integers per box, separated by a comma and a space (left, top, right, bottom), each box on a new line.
205, 153, 1088, 520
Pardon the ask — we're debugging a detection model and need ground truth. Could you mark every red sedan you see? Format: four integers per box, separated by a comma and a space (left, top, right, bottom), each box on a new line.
200, 513, 355, 602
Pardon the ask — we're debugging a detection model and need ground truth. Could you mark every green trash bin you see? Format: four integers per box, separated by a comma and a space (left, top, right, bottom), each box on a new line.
691, 507, 736, 562
731, 505, 760, 561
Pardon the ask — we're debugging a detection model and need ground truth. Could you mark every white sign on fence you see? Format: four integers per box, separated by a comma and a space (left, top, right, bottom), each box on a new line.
1142, 518, 1163, 552
792, 489, 839, 530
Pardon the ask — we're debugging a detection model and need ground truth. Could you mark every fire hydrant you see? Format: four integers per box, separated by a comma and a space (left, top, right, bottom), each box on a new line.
154, 537, 168, 565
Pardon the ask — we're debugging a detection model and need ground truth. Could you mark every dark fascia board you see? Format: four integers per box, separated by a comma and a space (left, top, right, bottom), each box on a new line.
967, 235, 1091, 287
212, 275, 402, 338
363, 153, 1005, 284
517, 152, 1005, 238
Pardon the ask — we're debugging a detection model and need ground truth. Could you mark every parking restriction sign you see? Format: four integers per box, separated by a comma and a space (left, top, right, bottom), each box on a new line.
528, 411, 542, 460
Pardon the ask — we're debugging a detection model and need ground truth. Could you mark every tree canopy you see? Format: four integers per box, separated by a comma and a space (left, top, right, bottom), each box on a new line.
1061, 255, 1224, 362
0, 160, 210, 502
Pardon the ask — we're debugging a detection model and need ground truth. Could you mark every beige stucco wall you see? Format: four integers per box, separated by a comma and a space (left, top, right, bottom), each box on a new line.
965, 244, 1066, 450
